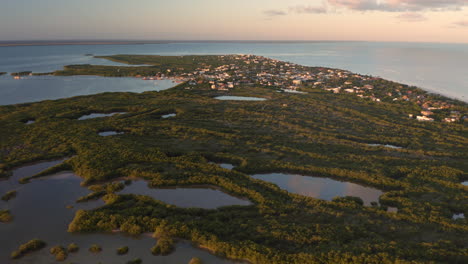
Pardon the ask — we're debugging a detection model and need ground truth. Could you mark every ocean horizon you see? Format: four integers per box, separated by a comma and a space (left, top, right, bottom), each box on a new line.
1, 41, 467, 102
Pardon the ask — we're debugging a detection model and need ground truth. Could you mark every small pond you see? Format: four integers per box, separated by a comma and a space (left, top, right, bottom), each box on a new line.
453, 213, 465, 220
162, 113, 177, 119
251, 173, 383, 206
98, 131, 124, 137
367, 144, 403, 149
0, 163, 239, 263
462, 181, 467, 186
24, 120, 35, 125
214, 96, 267, 101
119, 180, 251, 209
219, 163, 235, 170
78, 112, 127, 120
281, 89, 307, 94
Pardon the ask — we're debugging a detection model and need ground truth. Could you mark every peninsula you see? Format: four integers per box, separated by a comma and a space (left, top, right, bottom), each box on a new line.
0, 55, 467, 263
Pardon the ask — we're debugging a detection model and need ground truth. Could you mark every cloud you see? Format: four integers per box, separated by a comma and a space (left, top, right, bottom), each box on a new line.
290, 5, 327, 14
328, 0, 468, 12
395, 12, 427, 22
453, 20, 468, 27
264, 9, 287, 17
264, 0, 467, 19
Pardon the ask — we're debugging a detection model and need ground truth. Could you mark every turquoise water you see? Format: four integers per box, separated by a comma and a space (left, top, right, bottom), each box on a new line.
0, 42, 467, 102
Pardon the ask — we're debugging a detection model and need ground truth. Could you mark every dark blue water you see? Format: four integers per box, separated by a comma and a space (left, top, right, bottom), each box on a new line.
1, 42, 467, 102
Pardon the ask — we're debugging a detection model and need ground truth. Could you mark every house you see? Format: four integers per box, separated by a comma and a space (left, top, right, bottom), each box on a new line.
421, 110, 434, 116
292, 79, 302, 86
325, 87, 341, 94
416, 116, 434, 122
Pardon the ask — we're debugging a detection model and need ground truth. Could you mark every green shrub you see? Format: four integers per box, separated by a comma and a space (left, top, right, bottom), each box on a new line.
117, 246, 129, 255
11, 239, 46, 259
67, 243, 79, 253
189, 257, 203, 264
151, 236, 174, 256
89, 244, 102, 253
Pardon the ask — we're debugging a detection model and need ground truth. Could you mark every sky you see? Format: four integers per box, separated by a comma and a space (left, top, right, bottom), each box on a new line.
1, 0, 468, 43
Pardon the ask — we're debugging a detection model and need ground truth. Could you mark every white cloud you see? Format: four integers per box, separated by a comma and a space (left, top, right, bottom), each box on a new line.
289, 5, 327, 14
328, 0, 468, 12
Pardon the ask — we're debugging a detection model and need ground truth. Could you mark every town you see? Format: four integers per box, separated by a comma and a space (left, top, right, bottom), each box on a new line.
133, 55, 466, 123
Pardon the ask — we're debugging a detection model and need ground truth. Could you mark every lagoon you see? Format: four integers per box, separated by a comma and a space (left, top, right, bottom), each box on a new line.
251, 173, 383, 206
119, 181, 251, 209
0, 75, 175, 106
0, 163, 239, 263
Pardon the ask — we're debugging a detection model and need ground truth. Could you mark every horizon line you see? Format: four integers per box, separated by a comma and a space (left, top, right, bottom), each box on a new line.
1, 39, 467, 47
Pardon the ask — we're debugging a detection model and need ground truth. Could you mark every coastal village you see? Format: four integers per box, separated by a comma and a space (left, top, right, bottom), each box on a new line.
10, 54, 466, 123
135, 54, 466, 123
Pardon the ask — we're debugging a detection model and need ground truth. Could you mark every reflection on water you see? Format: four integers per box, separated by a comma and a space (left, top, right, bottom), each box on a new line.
119, 181, 251, 209
24, 120, 35, 125
219, 164, 234, 170
98, 131, 124, 137
367, 144, 403, 149
0, 163, 238, 263
453, 213, 465, 220
251, 173, 383, 206
0, 159, 67, 194
162, 113, 177, 119
78, 112, 127, 120
214, 96, 266, 101
0, 75, 176, 106
462, 181, 468, 186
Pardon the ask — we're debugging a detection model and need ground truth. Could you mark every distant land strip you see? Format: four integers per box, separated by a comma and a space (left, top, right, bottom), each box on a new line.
0, 41, 168, 47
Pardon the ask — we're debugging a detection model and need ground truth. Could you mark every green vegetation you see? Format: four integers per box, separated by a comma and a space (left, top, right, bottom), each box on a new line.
127, 258, 142, 264
189, 257, 203, 264
50, 245, 68, 261
1, 190, 17, 201
117, 246, 129, 255
67, 243, 79, 253
10, 239, 46, 259
151, 236, 175, 256
89, 244, 102, 253
77, 181, 125, 203
0, 209, 13, 222
11, 71, 32, 76
1, 55, 467, 263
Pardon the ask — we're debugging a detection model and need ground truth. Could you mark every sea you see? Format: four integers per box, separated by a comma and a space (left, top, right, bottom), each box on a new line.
0, 41, 467, 105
